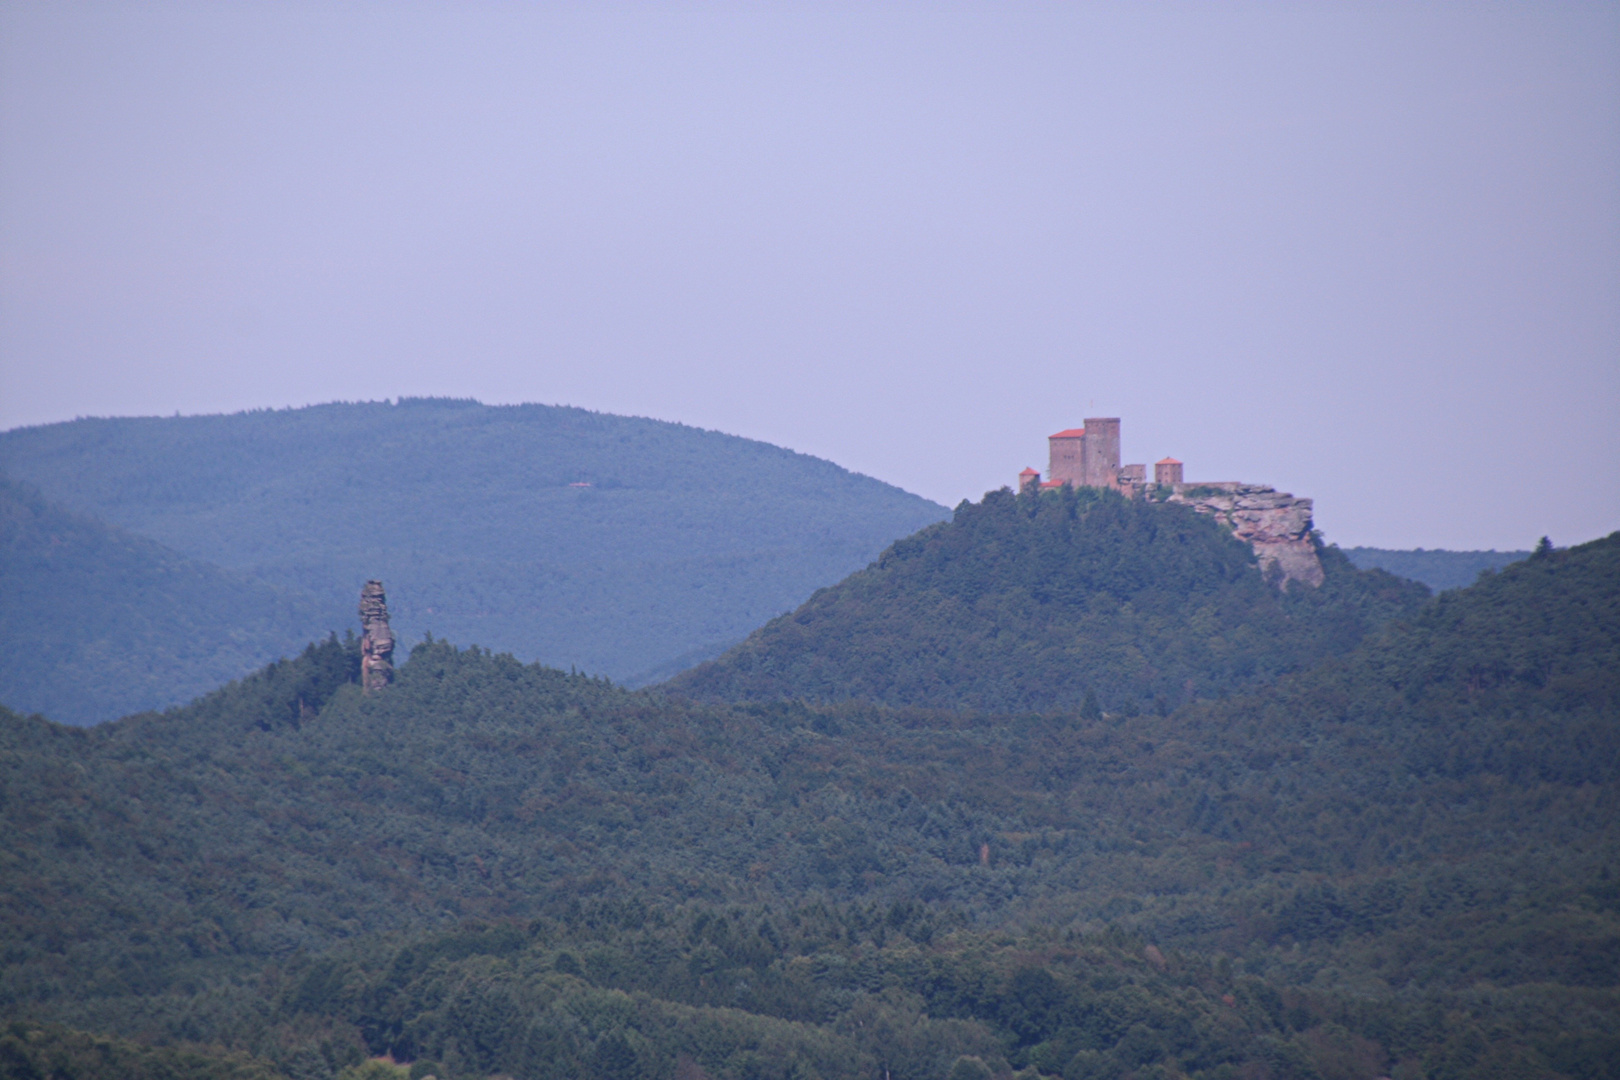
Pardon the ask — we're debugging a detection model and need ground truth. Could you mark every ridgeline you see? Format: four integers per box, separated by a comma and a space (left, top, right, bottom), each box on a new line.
0, 399, 947, 720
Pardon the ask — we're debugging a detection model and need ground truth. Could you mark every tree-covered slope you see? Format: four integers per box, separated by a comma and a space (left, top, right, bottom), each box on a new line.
0, 479, 326, 726
668, 485, 1430, 712
0, 1022, 285, 1080
1343, 545, 1530, 591
0, 398, 948, 686
247, 904, 1619, 1080
2, 533, 1615, 1079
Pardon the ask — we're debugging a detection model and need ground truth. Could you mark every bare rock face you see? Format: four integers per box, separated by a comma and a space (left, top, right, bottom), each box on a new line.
359, 579, 395, 691
1165, 484, 1325, 589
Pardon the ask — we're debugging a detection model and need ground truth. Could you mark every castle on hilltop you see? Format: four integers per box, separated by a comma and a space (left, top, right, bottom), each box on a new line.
1017, 417, 1181, 495
1017, 418, 1326, 589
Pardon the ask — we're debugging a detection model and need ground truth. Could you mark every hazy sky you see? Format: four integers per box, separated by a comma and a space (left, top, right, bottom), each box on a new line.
2, 2, 1616, 550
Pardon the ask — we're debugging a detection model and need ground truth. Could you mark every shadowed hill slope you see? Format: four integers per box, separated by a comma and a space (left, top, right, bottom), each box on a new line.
667, 484, 1431, 712
0, 399, 948, 688
0, 479, 325, 725
0, 534, 1616, 1077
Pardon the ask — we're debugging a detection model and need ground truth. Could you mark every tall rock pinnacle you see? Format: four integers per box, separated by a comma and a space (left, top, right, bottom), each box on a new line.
359, 580, 395, 691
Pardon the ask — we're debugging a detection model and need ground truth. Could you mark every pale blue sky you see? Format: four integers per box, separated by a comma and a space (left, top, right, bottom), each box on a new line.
2, 1, 1616, 550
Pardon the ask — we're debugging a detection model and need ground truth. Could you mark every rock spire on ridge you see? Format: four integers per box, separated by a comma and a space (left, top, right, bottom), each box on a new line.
359, 580, 394, 691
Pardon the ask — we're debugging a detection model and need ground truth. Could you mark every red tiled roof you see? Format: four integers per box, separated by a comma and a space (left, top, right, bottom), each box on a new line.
1050, 428, 1086, 439
1156, 457, 1182, 465
1019, 467, 1039, 476
1039, 480, 1064, 488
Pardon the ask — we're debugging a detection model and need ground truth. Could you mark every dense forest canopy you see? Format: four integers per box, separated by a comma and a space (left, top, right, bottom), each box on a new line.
0, 399, 948, 689
670, 486, 1430, 712
2, 532, 1615, 1079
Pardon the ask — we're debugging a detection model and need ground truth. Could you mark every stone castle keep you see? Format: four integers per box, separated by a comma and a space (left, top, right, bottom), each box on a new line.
1018, 418, 1325, 589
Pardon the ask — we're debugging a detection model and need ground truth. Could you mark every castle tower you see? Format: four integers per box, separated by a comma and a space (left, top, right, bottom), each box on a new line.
1047, 428, 1086, 486
1155, 457, 1183, 485
1018, 467, 1040, 493
1081, 418, 1121, 488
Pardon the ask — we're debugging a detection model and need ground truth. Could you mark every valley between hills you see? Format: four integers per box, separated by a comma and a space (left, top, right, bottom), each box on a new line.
0, 403, 1611, 1080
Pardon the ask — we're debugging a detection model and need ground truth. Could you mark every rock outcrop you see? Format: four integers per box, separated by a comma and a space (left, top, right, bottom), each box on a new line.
359, 580, 394, 691
1164, 484, 1325, 589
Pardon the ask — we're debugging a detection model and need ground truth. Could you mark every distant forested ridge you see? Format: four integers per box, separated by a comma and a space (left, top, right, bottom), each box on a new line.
669, 485, 1430, 712
1343, 545, 1531, 591
0, 399, 948, 712
2, 532, 1615, 1078
0, 479, 325, 726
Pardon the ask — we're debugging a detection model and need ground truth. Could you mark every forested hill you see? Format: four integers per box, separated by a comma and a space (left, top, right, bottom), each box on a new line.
1, 534, 1616, 1078
0, 479, 324, 725
668, 484, 1430, 712
1180, 531, 1620, 797
0, 399, 948, 700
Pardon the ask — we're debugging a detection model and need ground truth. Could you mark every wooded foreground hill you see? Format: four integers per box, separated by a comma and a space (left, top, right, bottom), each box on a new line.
1, 530, 1615, 1079
0, 399, 947, 719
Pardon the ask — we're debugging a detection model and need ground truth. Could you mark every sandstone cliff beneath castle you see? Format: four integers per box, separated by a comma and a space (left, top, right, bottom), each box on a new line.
1164, 484, 1325, 589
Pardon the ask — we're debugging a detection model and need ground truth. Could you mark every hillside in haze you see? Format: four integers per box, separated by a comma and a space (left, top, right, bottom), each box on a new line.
1344, 545, 1531, 591
0, 398, 948, 695
669, 484, 1430, 712
1, 532, 1615, 1078
0, 479, 325, 726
